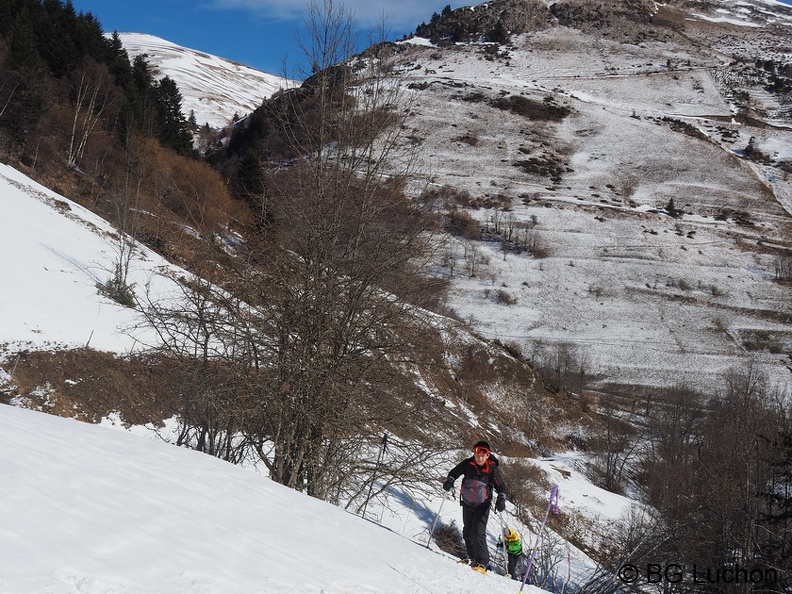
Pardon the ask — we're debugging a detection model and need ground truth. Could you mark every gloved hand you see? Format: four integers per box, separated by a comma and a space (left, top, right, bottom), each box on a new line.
442, 477, 454, 492
496, 493, 506, 512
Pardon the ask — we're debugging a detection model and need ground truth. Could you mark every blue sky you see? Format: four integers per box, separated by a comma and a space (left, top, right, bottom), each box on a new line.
69, 0, 464, 76
69, 0, 792, 77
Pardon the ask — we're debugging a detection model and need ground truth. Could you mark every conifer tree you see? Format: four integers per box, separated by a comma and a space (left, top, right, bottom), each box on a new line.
8, 9, 42, 71
153, 75, 193, 155
40, 0, 80, 77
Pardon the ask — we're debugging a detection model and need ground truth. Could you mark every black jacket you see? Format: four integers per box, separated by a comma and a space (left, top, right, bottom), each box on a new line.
445, 455, 507, 507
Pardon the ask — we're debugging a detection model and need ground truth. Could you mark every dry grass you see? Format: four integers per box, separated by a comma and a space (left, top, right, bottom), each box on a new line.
2, 349, 181, 425
1, 326, 594, 460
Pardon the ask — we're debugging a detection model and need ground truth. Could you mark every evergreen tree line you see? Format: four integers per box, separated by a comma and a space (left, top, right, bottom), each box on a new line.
0, 0, 192, 157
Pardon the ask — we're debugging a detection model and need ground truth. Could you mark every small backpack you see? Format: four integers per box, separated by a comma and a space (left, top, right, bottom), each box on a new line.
460, 476, 492, 506
503, 527, 523, 556
459, 456, 500, 507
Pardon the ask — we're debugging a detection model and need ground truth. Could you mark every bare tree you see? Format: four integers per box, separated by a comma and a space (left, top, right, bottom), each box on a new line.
505, 211, 517, 242
137, 0, 444, 502
633, 369, 791, 592
97, 131, 158, 307
66, 58, 114, 169
692, 367, 781, 576
466, 242, 480, 277
0, 79, 19, 121
637, 385, 705, 524
592, 396, 641, 494
538, 342, 590, 395
775, 253, 792, 281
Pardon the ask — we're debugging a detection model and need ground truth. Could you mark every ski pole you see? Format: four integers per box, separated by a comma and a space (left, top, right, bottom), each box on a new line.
361, 432, 388, 519
426, 490, 451, 548
496, 510, 509, 574
518, 483, 559, 593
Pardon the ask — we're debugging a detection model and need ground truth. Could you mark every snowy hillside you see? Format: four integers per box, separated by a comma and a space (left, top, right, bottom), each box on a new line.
0, 163, 163, 354
110, 2, 792, 396
115, 33, 294, 129
0, 159, 635, 594
0, 402, 557, 594
383, 1, 792, 394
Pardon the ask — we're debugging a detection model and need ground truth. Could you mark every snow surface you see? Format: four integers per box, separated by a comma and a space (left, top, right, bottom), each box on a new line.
0, 163, 165, 354
0, 402, 555, 594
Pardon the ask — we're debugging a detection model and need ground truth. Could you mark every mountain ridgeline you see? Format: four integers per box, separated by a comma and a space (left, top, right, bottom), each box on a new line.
415, 0, 660, 44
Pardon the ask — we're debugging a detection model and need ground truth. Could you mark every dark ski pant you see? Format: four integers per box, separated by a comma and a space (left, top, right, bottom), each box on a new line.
462, 503, 491, 566
507, 552, 519, 578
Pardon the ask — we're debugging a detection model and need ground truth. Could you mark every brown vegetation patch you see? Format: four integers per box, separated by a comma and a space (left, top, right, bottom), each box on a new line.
514, 155, 569, 183
491, 95, 571, 122
425, 339, 596, 455
3, 349, 180, 425
506, 459, 553, 517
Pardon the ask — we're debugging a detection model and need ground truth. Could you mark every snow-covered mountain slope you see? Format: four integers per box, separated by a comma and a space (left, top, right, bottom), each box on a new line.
102, 0, 792, 396
382, 1, 792, 393
116, 33, 294, 129
116, 0, 792, 395
0, 402, 557, 594
76, 0, 792, 398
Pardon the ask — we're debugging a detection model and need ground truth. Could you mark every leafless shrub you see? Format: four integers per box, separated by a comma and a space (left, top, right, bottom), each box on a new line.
456, 130, 479, 146
588, 285, 606, 299
525, 533, 569, 591
504, 459, 551, 521
494, 339, 523, 361
571, 507, 667, 594
589, 396, 641, 495
613, 174, 637, 198
445, 208, 481, 239
533, 342, 591, 396
667, 277, 692, 291
775, 254, 792, 281
420, 184, 473, 209
432, 521, 466, 559
495, 289, 518, 305
518, 228, 549, 258
697, 281, 723, 296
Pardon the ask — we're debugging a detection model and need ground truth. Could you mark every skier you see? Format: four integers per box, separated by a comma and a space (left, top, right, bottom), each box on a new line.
502, 527, 523, 579
442, 440, 507, 574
